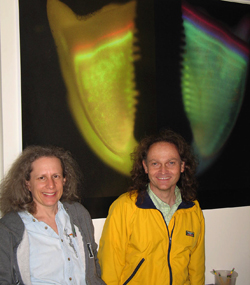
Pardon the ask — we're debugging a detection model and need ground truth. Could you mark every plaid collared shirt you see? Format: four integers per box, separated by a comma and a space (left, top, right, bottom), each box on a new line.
147, 184, 182, 225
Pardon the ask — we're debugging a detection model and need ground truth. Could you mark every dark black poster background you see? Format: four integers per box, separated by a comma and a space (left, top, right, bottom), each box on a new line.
20, 0, 250, 218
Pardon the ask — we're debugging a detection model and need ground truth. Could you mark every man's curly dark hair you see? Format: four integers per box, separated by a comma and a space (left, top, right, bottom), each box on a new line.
129, 129, 198, 202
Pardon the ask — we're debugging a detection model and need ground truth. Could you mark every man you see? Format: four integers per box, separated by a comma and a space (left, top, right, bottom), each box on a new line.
98, 129, 205, 285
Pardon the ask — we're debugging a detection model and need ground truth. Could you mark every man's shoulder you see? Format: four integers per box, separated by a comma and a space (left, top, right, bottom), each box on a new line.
193, 200, 204, 218
193, 199, 201, 208
191, 200, 202, 213
114, 191, 137, 205
177, 199, 204, 220
108, 191, 138, 213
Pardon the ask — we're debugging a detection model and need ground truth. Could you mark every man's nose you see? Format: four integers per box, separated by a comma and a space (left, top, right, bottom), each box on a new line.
160, 165, 168, 173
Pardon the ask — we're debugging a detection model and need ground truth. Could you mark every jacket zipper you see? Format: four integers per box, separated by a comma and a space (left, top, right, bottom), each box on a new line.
158, 210, 175, 285
168, 221, 175, 285
123, 258, 145, 285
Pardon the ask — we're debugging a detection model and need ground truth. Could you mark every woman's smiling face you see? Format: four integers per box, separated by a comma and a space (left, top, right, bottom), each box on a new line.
26, 156, 66, 213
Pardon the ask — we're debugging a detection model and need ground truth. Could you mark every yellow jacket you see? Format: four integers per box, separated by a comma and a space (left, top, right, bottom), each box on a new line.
98, 191, 205, 285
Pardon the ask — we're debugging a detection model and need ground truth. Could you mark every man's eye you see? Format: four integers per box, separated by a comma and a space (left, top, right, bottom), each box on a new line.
38, 176, 45, 180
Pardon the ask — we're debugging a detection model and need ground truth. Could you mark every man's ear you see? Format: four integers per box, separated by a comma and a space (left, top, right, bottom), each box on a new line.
181, 161, 185, 173
142, 160, 148, 174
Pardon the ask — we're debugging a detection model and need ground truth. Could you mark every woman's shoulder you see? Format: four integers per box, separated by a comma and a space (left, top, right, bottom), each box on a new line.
62, 201, 91, 218
0, 211, 25, 242
0, 211, 22, 226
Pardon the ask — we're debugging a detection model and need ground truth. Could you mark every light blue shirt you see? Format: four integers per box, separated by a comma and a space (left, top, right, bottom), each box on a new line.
147, 185, 182, 225
18, 202, 86, 285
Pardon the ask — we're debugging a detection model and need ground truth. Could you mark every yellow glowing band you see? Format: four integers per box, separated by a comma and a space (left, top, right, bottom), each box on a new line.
47, 0, 138, 175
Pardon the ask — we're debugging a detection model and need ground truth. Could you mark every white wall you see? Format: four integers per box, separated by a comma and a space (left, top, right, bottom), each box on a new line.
203, 207, 250, 284
0, 0, 22, 180
1, 1, 250, 284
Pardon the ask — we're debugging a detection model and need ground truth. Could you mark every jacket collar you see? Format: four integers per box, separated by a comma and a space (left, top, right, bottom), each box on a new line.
135, 191, 195, 210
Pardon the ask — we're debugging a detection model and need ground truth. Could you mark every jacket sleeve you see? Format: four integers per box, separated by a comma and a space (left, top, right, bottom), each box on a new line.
188, 202, 205, 285
98, 196, 131, 285
0, 222, 19, 285
68, 202, 106, 284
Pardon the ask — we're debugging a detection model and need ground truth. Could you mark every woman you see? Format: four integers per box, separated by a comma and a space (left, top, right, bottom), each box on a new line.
0, 145, 105, 285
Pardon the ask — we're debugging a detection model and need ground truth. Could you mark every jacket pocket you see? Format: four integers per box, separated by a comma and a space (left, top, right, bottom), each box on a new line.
123, 258, 145, 285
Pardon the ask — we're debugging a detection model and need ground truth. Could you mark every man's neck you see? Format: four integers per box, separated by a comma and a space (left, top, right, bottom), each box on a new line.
151, 186, 176, 207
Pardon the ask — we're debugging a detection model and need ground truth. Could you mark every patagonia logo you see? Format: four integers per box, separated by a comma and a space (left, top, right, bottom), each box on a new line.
186, 231, 194, 237
87, 243, 94, 258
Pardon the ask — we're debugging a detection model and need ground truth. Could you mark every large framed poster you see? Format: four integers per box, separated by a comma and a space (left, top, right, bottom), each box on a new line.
20, 0, 250, 218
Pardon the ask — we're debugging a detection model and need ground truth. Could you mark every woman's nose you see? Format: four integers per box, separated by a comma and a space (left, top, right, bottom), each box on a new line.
47, 178, 55, 188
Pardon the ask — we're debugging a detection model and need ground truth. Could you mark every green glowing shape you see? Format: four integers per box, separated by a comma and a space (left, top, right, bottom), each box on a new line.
74, 32, 136, 153
181, 19, 248, 170
47, 0, 138, 175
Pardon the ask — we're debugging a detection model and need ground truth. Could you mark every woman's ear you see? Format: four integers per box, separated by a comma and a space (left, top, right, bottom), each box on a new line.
25, 181, 31, 191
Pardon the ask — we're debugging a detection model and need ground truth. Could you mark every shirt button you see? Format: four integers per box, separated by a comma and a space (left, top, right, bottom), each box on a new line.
61, 239, 63, 242
69, 277, 72, 281
68, 258, 70, 261
32, 219, 36, 222
45, 226, 48, 230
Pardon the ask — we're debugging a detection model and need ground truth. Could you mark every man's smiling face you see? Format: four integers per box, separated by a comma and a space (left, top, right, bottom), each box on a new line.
142, 142, 185, 197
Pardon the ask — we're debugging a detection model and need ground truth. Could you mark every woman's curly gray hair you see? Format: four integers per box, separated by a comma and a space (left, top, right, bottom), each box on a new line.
0, 145, 81, 216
